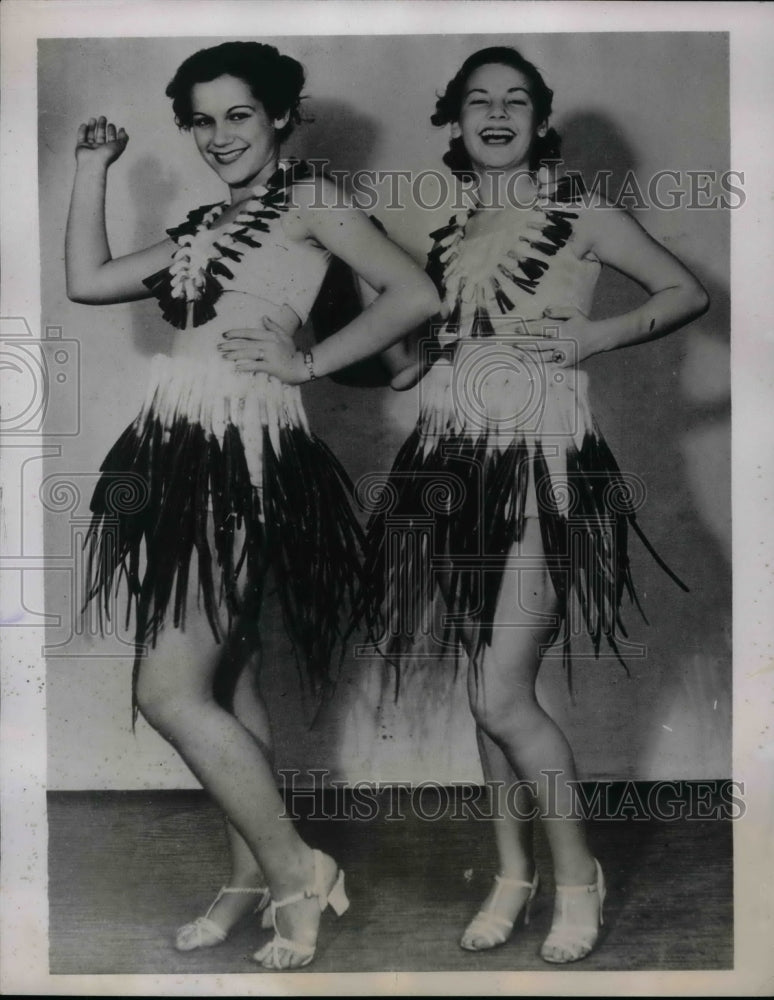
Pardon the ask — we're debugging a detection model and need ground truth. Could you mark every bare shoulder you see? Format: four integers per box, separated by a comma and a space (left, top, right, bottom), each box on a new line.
568, 192, 613, 238
282, 172, 353, 242
569, 194, 643, 259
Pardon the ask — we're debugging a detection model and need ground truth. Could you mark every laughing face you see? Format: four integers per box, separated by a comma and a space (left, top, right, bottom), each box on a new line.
452, 63, 547, 174
190, 74, 289, 197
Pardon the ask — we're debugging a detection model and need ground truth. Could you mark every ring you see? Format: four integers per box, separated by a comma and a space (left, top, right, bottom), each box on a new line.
552, 350, 564, 364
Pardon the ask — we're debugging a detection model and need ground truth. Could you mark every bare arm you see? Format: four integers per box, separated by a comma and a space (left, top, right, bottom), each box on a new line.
221, 177, 439, 383
354, 258, 433, 390
65, 116, 175, 304
522, 202, 709, 364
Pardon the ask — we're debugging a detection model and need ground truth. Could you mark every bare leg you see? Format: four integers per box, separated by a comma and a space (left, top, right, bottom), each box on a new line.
459, 727, 539, 949
467, 519, 594, 882
438, 575, 537, 884
438, 574, 539, 947
476, 727, 534, 880
178, 640, 275, 944
136, 616, 339, 968
466, 519, 601, 959
224, 628, 275, 884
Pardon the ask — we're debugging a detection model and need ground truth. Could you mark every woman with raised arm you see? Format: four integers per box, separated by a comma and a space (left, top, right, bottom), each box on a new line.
66, 40, 438, 970
366, 47, 709, 964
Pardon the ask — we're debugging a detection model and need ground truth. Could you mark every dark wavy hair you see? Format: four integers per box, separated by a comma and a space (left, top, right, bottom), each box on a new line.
431, 46, 561, 178
165, 41, 306, 140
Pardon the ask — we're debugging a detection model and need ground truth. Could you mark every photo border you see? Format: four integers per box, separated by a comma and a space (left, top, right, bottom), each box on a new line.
2, 0, 772, 995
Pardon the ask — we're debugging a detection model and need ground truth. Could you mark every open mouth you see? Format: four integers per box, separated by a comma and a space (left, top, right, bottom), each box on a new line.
211, 148, 247, 165
479, 128, 516, 146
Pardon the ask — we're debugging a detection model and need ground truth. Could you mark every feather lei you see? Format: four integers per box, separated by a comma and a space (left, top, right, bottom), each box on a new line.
426, 175, 581, 346
142, 159, 314, 329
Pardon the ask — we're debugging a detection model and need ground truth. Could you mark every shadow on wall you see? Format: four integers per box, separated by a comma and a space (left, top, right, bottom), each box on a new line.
580, 191, 730, 778
289, 97, 381, 177
549, 111, 731, 777
127, 155, 183, 357
639, 262, 730, 777
560, 110, 639, 198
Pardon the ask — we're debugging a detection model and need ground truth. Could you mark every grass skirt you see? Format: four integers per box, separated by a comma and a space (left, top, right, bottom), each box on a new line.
365, 350, 686, 683
85, 355, 371, 716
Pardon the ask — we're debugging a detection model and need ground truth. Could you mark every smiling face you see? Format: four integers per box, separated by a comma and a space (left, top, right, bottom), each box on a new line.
452, 63, 547, 174
190, 74, 289, 196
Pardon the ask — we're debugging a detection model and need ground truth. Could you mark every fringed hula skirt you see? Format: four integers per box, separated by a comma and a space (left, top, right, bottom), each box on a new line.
85, 354, 373, 715
365, 346, 687, 680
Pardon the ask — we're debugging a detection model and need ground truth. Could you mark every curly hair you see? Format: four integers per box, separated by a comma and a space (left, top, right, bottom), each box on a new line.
165, 41, 306, 141
431, 46, 561, 178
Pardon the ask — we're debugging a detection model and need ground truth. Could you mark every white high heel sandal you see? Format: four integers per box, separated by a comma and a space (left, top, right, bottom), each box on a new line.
540, 858, 606, 963
253, 849, 349, 970
460, 870, 540, 951
175, 885, 271, 951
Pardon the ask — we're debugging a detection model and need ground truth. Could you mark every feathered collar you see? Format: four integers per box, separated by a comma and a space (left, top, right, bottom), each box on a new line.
426, 175, 582, 342
143, 159, 314, 330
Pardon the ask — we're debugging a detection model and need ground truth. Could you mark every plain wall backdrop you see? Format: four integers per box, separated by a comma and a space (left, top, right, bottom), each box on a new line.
39, 32, 731, 789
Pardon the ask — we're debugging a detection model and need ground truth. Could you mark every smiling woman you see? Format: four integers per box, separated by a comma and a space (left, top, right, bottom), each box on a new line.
365, 44, 709, 965
192, 82, 284, 171
191, 78, 285, 182
63, 39, 438, 971
453, 64, 544, 172
433, 46, 562, 183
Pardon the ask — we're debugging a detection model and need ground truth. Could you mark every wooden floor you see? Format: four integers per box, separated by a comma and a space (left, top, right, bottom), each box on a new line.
48, 786, 732, 975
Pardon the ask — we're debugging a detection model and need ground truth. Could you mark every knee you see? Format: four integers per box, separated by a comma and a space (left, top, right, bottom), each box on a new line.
134, 664, 205, 738
469, 684, 544, 746
134, 670, 175, 734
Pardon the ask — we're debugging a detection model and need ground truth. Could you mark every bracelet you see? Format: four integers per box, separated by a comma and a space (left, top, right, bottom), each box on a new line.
302, 348, 316, 382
